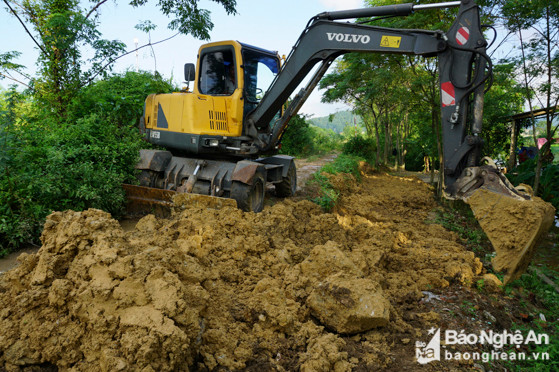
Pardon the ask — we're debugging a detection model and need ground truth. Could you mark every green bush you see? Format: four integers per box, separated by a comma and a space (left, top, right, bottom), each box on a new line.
308, 154, 364, 211
321, 153, 363, 181
0, 72, 172, 255
280, 113, 315, 156
311, 126, 342, 155
69, 71, 175, 127
506, 158, 559, 213
0, 114, 143, 254
342, 135, 376, 162
280, 114, 342, 157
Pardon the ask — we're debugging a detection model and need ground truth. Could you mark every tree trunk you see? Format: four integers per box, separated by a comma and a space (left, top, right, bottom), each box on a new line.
508, 119, 518, 170
374, 120, 381, 167
383, 121, 388, 165
432, 106, 443, 196
401, 112, 410, 171
395, 117, 401, 170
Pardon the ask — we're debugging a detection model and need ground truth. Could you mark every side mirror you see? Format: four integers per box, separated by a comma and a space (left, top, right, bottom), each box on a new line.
184, 63, 195, 82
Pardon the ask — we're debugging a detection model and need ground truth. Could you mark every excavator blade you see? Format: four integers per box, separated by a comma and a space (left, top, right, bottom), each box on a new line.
447, 160, 556, 284
123, 184, 237, 217
123, 184, 176, 216
172, 192, 238, 210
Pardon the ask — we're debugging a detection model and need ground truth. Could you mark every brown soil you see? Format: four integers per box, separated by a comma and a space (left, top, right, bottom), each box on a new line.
0, 169, 488, 371
0, 246, 39, 275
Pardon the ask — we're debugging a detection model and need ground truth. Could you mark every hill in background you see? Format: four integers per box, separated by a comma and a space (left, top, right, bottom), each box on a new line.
308, 111, 363, 134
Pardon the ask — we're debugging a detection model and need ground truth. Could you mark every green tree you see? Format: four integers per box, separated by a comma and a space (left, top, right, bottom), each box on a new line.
481, 63, 524, 160
0, 72, 174, 255
1, 0, 237, 117
279, 113, 315, 157
494, 0, 558, 193
320, 52, 407, 167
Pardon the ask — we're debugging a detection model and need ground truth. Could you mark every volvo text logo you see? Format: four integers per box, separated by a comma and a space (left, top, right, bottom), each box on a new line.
326, 33, 371, 44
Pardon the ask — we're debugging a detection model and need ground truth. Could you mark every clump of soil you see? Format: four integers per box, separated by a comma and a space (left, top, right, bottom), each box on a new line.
0, 171, 482, 371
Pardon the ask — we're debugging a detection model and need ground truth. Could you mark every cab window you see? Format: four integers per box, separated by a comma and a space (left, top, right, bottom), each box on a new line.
199, 49, 236, 95
242, 50, 279, 104
242, 49, 280, 126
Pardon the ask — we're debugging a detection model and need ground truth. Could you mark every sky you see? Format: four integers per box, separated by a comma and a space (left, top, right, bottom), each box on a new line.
0, 0, 364, 118
1, 0, 521, 117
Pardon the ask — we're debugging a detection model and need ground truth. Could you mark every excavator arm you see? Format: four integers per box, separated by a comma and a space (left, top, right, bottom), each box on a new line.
242, 0, 555, 283
247, 0, 487, 192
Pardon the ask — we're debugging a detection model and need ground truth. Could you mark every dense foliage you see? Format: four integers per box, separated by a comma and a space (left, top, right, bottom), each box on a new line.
342, 134, 376, 163
280, 113, 342, 157
506, 159, 559, 213
0, 72, 174, 256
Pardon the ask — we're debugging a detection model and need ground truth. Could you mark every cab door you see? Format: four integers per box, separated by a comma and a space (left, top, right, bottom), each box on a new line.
196, 43, 243, 137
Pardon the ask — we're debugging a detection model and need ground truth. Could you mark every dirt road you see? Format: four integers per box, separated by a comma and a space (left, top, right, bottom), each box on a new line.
0, 165, 489, 371
294, 153, 337, 191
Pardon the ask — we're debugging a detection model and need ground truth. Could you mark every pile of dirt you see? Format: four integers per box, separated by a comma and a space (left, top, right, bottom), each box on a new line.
0, 171, 483, 371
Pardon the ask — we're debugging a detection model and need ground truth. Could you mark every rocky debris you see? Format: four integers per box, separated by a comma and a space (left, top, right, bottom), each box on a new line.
307, 274, 390, 334
482, 273, 503, 292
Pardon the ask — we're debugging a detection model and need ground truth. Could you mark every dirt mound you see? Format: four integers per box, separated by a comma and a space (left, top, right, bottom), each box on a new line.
0, 172, 482, 371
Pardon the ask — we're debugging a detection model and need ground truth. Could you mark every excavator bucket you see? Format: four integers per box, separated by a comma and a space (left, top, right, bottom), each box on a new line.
123, 184, 237, 217
447, 160, 556, 284
466, 189, 555, 284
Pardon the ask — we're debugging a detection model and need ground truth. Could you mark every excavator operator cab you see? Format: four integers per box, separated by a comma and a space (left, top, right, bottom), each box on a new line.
142, 40, 281, 155
240, 47, 280, 114
195, 41, 281, 126
192, 42, 280, 99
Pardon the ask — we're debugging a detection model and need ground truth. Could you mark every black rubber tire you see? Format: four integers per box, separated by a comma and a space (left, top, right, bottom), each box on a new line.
275, 161, 297, 197
231, 172, 265, 213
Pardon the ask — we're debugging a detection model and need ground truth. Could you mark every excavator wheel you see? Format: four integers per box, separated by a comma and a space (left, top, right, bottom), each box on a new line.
231, 172, 265, 213
275, 161, 297, 197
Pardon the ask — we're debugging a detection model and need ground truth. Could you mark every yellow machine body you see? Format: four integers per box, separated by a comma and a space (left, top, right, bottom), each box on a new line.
140, 40, 281, 154
144, 41, 245, 138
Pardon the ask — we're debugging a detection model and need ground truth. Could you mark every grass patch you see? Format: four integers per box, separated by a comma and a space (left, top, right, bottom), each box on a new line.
501, 266, 559, 371
551, 144, 559, 164
428, 201, 492, 256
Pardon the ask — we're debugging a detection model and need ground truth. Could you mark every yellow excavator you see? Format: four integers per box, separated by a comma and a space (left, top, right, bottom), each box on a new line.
123, 0, 555, 284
